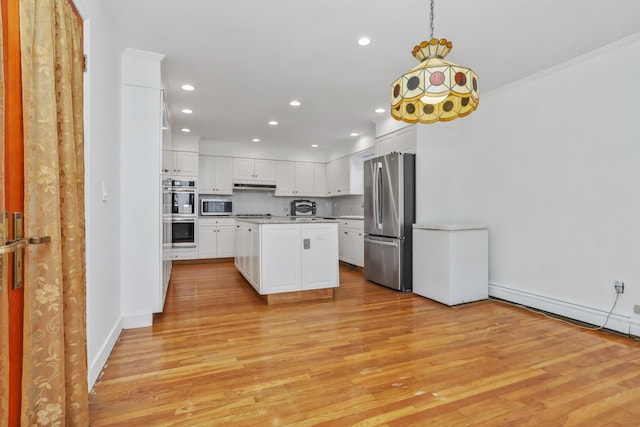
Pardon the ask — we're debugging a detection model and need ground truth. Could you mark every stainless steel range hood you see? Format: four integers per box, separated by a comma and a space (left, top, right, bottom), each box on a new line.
233, 183, 276, 191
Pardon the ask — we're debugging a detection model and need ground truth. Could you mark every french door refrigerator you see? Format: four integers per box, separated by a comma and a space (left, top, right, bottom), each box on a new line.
363, 152, 415, 291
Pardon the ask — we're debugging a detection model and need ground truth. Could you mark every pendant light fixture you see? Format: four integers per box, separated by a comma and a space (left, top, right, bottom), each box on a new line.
391, 0, 479, 124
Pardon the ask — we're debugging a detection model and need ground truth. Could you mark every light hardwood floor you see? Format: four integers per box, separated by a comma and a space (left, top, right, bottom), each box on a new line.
89, 262, 640, 426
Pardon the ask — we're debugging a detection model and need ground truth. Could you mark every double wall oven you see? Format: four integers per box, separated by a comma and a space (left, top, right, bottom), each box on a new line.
163, 178, 197, 248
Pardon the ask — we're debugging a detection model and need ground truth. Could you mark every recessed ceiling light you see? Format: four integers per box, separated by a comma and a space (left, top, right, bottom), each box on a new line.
181, 108, 193, 114
181, 128, 191, 133
357, 37, 371, 46
289, 100, 301, 107
350, 132, 359, 137
268, 120, 278, 126
252, 138, 261, 142
180, 84, 195, 91
374, 107, 386, 113
311, 144, 319, 148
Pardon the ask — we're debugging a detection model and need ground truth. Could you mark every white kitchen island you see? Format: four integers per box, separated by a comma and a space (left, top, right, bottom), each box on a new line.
234, 217, 339, 304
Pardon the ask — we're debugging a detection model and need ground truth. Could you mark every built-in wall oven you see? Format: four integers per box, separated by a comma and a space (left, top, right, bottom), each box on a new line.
163, 178, 197, 248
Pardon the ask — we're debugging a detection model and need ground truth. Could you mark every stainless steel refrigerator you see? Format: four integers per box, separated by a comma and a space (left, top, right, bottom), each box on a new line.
363, 152, 415, 291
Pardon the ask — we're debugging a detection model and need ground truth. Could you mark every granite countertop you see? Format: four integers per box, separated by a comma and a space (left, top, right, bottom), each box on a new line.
321, 215, 364, 220
235, 216, 339, 224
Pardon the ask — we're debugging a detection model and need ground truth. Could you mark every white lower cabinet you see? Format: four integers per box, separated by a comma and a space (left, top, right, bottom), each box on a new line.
261, 224, 302, 293
234, 221, 339, 294
234, 221, 260, 292
301, 223, 340, 290
338, 219, 364, 267
198, 218, 235, 259
166, 248, 198, 260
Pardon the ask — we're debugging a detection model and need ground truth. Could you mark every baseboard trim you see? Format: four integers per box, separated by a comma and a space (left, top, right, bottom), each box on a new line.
88, 318, 122, 390
121, 313, 153, 329
489, 283, 632, 336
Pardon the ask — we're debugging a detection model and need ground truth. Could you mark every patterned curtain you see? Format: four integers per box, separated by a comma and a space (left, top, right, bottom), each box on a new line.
19, 0, 88, 425
0, 5, 8, 426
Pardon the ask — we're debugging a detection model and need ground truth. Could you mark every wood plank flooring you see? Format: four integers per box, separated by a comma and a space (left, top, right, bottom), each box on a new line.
89, 262, 640, 426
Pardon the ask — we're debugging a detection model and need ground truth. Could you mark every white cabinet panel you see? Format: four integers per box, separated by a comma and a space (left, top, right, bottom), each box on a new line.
217, 225, 235, 257
261, 224, 301, 293
313, 163, 326, 197
198, 223, 217, 258
326, 156, 363, 196
275, 161, 316, 197
295, 162, 314, 195
233, 158, 276, 183
302, 224, 340, 290
235, 222, 339, 295
338, 219, 364, 267
254, 159, 276, 183
199, 218, 235, 259
232, 158, 256, 182
163, 150, 198, 177
199, 156, 232, 195
375, 125, 416, 157
275, 161, 296, 196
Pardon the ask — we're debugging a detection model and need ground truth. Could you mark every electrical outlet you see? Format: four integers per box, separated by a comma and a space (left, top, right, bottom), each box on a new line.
634, 305, 640, 314
614, 280, 624, 294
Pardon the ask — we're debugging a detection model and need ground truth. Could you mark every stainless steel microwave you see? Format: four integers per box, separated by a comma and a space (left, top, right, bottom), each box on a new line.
201, 198, 233, 216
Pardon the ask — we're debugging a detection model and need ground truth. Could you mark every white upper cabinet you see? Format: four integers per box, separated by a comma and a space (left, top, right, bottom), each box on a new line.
275, 161, 315, 197
326, 155, 363, 196
199, 156, 232, 195
232, 158, 276, 184
375, 125, 416, 157
313, 163, 326, 197
295, 162, 315, 195
163, 150, 198, 177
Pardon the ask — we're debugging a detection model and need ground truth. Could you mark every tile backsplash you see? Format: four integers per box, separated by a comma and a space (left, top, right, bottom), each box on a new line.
200, 191, 363, 217
330, 195, 364, 217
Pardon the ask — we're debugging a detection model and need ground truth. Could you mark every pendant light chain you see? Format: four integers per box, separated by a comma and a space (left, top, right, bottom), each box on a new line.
429, 0, 435, 40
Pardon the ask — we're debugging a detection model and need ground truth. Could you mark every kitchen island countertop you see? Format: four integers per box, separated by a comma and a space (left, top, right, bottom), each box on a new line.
236, 217, 339, 224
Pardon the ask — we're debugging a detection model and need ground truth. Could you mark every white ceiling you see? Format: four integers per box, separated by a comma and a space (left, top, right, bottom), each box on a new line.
105, 0, 640, 149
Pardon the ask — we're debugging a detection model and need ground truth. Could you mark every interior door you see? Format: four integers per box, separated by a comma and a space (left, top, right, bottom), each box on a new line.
2, 0, 25, 423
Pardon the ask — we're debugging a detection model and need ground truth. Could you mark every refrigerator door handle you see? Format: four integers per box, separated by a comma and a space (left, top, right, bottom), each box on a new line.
364, 237, 398, 248
375, 162, 383, 229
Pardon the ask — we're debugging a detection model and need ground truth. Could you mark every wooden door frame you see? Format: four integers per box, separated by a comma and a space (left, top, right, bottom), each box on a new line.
1, 0, 24, 424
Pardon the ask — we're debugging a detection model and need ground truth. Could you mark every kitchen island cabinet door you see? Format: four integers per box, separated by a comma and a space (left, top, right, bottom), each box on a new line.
301, 223, 339, 290
260, 224, 301, 294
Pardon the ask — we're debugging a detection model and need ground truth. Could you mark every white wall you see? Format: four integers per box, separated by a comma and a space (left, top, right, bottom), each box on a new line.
120, 51, 164, 327
416, 34, 640, 335
77, 0, 125, 389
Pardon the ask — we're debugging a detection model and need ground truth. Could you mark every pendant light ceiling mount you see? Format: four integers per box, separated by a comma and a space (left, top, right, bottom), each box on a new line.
391, 0, 479, 124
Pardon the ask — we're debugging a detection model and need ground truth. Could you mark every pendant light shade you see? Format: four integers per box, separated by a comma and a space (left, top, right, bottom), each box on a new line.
391, 1, 479, 124
391, 38, 478, 124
